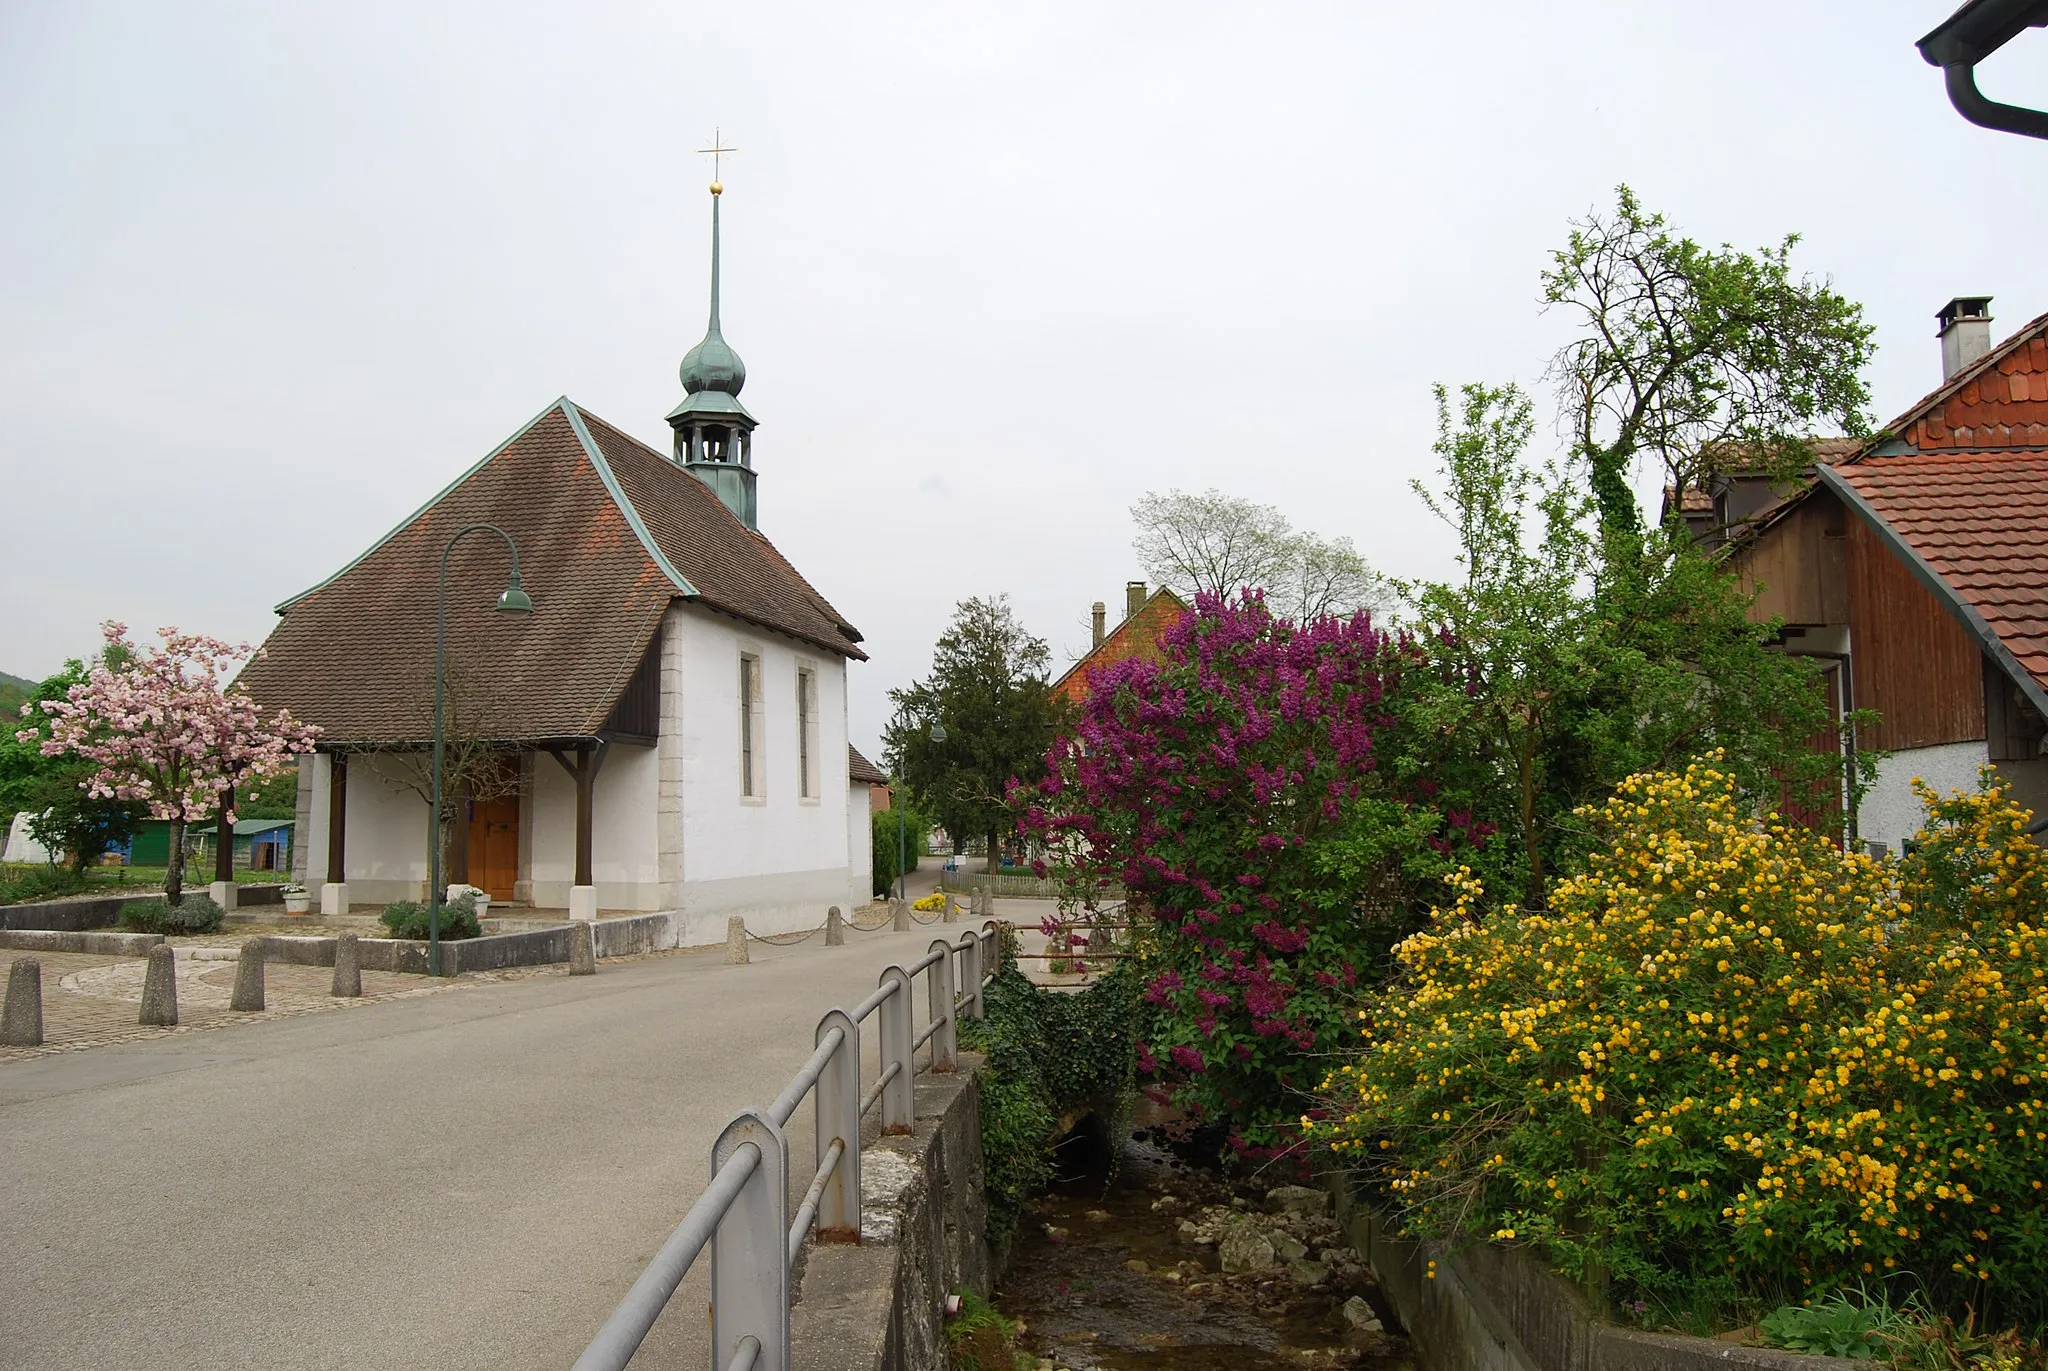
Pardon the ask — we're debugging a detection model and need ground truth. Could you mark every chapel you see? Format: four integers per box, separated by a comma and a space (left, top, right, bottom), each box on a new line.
239, 176, 875, 936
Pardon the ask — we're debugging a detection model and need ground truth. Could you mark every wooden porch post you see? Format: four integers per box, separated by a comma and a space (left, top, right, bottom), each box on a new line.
574, 748, 595, 890
547, 742, 609, 920
326, 754, 348, 884
214, 787, 234, 882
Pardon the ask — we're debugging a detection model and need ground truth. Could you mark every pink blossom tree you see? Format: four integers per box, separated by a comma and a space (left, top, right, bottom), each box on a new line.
22, 622, 319, 905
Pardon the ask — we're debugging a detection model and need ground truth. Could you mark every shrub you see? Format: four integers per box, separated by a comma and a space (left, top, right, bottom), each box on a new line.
1022, 590, 1461, 1159
379, 893, 481, 941
1314, 760, 2048, 1333
958, 942, 1138, 1258
0, 864, 90, 906
872, 804, 930, 897
119, 894, 225, 935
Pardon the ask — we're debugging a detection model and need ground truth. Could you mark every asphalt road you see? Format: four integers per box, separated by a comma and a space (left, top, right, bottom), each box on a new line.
0, 920, 967, 1371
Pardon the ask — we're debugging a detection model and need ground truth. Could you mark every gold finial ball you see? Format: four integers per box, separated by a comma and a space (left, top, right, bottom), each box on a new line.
710, 181, 723, 195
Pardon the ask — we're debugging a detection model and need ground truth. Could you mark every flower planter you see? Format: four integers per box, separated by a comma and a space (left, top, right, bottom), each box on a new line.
283, 893, 312, 915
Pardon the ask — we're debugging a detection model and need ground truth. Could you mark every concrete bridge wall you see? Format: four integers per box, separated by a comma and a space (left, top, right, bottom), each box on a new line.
791, 1054, 991, 1371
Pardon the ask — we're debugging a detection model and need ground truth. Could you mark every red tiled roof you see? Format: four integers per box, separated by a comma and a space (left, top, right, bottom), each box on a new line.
848, 745, 888, 786
1856, 311, 2048, 456
1831, 450, 2048, 688
1051, 587, 1191, 702
239, 399, 862, 744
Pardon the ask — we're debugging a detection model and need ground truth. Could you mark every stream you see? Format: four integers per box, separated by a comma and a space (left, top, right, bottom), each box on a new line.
994, 1125, 1416, 1371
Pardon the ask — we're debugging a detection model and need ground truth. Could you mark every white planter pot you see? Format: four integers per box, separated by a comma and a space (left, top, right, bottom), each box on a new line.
283, 894, 312, 915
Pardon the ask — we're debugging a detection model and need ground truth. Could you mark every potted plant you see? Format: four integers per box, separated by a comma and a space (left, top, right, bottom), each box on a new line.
282, 883, 312, 915
447, 883, 489, 920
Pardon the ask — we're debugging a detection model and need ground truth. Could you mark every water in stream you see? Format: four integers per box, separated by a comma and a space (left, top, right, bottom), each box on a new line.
995, 1126, 1415, 1371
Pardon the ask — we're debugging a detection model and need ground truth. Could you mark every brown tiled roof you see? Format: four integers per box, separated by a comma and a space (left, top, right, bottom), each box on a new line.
239, 399, 862, 745
1830, 450, 2048, 688
1810, 308, 2048, 693
848, 745, 888, 786
573, 410, 866, 658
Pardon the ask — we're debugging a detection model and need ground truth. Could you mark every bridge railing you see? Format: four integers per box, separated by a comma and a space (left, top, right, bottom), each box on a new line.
571, 920, 1002, 1371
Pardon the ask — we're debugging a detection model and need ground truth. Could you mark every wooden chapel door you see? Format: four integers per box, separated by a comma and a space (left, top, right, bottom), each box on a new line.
467, 797, 520, 902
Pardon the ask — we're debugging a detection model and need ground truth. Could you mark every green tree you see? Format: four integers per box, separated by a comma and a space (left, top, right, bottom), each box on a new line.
3, 651, 143, 870
888, 595, 1061, 874
1401, 381, 1875, 907
1543, 185, 1875, 543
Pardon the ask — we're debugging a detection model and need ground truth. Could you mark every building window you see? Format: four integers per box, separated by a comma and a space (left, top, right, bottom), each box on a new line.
740, 653, 764, 798
797, 666, 818, 800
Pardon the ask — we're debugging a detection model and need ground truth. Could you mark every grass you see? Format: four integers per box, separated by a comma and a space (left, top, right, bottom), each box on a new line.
0, 861, 291, 905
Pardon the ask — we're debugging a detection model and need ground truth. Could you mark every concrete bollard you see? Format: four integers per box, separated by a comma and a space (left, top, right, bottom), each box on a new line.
139, 945, 179, 1026
2, 958, 43, 1047
725, 916, 749, 965
825, 906, 844, 946
942, 893, 958, 924
568, 920, 597, 976
229, 939, 266, 1012
892, 899, 910, 933
331, 932, 362, 998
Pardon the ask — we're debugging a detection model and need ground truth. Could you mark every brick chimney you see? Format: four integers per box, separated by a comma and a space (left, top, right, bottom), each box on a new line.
1938, 296, 1994, 381
1125, 581, 1146, 621
1091, 601, 1106, 648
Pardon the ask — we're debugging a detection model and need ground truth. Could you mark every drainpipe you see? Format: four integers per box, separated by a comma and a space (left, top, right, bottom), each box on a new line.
1918, 0, 2048, 141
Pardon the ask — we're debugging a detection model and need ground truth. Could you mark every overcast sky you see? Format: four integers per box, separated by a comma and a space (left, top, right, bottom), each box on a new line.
3, 0, 2045, 757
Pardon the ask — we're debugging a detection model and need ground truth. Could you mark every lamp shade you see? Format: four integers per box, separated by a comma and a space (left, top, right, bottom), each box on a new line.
496, 571, 534, 614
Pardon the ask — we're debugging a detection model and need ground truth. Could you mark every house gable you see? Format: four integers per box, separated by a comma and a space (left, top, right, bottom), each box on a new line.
1051, 588, 1191, 705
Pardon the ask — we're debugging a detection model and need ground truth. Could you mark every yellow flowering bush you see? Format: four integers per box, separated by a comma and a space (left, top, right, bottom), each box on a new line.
1313, 760, 2048, 1330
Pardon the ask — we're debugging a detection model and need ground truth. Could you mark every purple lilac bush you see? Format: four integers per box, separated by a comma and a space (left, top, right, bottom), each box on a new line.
1018, 592, 1481, 1159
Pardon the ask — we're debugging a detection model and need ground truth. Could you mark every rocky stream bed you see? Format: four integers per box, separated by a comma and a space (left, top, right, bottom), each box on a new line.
991, 1129, 1414, 1371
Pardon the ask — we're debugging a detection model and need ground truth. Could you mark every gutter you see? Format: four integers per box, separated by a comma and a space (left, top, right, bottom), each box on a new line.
1815, 464, 2048, 726
1919, 0, 2048, 141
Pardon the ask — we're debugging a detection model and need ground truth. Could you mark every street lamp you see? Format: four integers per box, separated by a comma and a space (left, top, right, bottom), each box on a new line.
894, 713, 945, 905
429, 523, 533, 976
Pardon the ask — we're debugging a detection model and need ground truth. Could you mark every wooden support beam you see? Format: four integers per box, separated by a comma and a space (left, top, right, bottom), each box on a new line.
214, 786, 234, 884
326, 753, 348, 885
574, 751, 595, 889
545, 742, 611, 892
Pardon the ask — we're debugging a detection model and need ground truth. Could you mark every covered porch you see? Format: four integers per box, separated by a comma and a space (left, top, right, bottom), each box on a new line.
297, 736, 663, 920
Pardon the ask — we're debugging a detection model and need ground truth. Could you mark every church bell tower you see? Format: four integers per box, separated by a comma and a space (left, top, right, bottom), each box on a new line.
668, 139, 759, 530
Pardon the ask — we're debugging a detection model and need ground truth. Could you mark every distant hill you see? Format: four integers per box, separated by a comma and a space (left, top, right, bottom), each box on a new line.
0, 670, 40, 716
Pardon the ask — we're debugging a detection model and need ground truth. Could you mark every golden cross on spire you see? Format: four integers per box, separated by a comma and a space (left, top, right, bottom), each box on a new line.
697, 127, 737, 192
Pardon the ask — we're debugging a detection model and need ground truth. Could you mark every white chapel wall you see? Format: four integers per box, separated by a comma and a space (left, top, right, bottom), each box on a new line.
526, 744, 661, 911
341, 752, 435, 903
846, 780, 874, 911
670, 602, 852, 939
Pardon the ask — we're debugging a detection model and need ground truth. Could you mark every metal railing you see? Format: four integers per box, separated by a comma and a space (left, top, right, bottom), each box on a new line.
571, 920, 1002, 1371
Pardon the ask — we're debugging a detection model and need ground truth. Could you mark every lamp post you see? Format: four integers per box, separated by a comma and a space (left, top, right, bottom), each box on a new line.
894, 712, 945, 905
429, 523, 533, 976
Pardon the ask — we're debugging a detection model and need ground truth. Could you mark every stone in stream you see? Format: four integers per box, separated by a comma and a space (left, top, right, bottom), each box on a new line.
1266, 1184, 1329, 1218
1286, 1258, 1329, 1287
1269, 1229, 1308, 1262
1217, 1224, 1276, 1273
1176, 1219, 1201, 1241
1341, 1295, 1384, 1333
